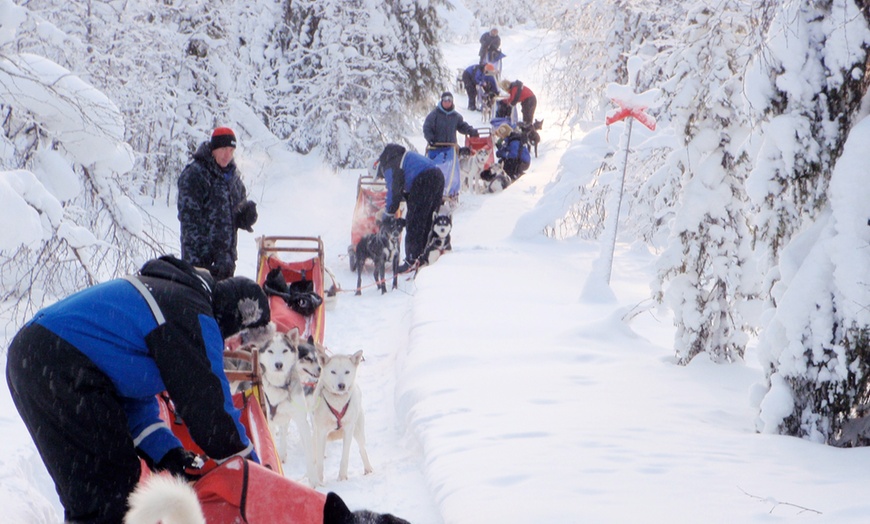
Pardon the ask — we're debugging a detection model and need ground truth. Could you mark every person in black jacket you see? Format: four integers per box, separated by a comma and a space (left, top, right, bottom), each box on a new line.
478, 28, 501, 65
6, 256, 270, 523
377, 144, 445, 269
177, 127, 258, 281
422, 92, 479, 146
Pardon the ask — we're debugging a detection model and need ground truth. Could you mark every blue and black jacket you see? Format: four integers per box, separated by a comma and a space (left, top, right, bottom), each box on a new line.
29, 256, 254, 465
378, 145, 440, 214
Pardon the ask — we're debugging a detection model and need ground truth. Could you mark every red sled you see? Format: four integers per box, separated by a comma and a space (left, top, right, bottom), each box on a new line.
143, 395, 327, 523
347, 174, 404, 272
465, 128, 495, 171
254, 235, 327, 345
195, 457, 326, 523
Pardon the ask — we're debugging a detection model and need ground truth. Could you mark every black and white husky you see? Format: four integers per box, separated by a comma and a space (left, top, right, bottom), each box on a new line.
419, 210, 453, 267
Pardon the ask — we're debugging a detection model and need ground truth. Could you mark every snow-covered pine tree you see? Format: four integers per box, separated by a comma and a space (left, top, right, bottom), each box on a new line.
277, 0, 447, 168
649, 4, 757, 364
752, 0, 870, 443
540, 0, 676, 128
0, 7, 167, 319
463, 0, 533, 28
537, 0, 680, 241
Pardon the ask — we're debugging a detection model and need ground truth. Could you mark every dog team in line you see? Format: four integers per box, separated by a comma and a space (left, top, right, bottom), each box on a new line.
2, 30, 550, 524
357, 27, 541, 280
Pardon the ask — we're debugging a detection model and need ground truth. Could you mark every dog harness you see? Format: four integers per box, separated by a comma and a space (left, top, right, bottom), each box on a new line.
324, 396, 351, 430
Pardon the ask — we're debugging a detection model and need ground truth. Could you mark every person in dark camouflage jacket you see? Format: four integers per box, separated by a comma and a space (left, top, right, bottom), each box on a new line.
177, 127, 258, 280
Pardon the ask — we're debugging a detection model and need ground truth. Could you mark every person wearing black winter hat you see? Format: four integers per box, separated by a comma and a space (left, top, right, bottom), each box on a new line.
423, 92, 479, 147
5, 255, 269, 523
376, 143, 445, 271
177, 126, 259, 281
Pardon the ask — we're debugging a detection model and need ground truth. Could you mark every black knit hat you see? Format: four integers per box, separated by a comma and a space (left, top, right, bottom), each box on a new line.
211, 127, 237, 150
212, 277, 270, 338
441, 92, 454, 102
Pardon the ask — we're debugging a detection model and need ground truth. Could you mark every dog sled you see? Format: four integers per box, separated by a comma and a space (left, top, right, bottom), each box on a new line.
426, 142, 461, 200
255, 235, 327, 345
461, 128, 496, 194
142, 394, 333, 523
348, 174, 388, 272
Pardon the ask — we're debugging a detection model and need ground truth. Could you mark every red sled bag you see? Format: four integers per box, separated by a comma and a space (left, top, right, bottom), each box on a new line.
195, 457, 326, 523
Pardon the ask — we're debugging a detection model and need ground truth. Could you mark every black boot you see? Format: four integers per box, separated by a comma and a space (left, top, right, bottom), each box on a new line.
323, 492, 411, 524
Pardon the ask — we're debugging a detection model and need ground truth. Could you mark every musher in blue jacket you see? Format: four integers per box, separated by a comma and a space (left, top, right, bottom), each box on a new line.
495, 123, 532, 181
377, 144, 445, 270
6, 255, 270, 523
461, 63, 499, 111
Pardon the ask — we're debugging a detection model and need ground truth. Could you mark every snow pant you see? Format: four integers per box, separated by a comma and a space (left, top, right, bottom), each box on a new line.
404, 168, 445, 263
503, 159, 530, 181
462, 71, 476, 109
6, 323, 141, 524
521, 95, 537, 125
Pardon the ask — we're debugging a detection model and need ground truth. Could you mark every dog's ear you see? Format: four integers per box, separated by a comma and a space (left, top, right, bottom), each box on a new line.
396, 217, 406, 229
284, 327, 301, 348
351, 350, 364, 365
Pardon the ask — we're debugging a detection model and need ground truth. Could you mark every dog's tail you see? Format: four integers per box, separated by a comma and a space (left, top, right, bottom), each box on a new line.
124, 474, 205, 524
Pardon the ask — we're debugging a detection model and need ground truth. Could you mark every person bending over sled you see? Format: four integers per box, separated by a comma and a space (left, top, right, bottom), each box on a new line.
499, 79, 538, 125
461, 63, 499, 111
495, 123, 531, 181
6, 255, 407, 524
478, 28, 501, 65
377, 143, 445, 272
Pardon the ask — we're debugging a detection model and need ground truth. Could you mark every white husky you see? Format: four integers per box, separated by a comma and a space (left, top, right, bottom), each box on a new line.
459, 146, 491, 194
124, 475, 204, 524
312, 350, 373, 485
259, 327, 322, 483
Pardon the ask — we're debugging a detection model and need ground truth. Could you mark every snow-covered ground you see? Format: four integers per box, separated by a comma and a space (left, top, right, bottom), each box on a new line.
5, 22, 870, 524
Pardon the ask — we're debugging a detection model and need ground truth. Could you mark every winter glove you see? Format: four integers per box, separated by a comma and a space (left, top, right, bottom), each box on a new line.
468, 129, 479, 137
323, 492, 411, 524
156, 447, 206, 482
235, 200, 258, 232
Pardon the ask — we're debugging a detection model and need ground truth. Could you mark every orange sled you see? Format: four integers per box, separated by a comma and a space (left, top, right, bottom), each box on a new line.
145, 395, 326, 523
195, 457, 326, 523
350, 174, 387, 249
